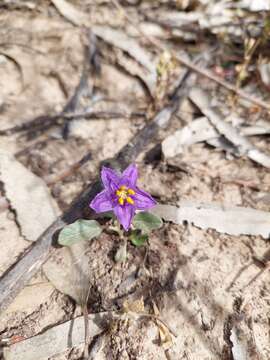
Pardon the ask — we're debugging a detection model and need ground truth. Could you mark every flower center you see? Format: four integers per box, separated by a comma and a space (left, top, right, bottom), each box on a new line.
116, 185, 135, 206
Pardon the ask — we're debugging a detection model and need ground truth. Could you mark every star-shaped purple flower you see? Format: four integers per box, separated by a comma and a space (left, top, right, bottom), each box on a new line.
90, 164, 156, 230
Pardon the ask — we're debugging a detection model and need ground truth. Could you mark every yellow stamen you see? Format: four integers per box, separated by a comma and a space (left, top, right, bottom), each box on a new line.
126, 197, 134, 205
118, 197, 124, 205
115, 186, 136, 205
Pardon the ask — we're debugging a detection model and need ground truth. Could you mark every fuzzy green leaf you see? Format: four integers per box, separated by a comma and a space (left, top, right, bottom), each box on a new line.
133, 211, 163, 233
58, 219, 102, 247
130, 230, 148, 247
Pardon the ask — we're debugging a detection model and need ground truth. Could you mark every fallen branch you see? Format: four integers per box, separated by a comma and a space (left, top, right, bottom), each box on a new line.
0, 110, 145, 137
0, 63, 192, 314
61, 30, 99, 139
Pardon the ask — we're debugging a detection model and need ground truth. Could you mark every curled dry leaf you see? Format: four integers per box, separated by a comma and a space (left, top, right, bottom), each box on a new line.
151, 201, 270, 239
113, 50, 156, 96
92, 25, 157, 95
162, 116, 270, 158
151, 300, 173, 350
92, 26, 156, 76
189, 88, 270, 168
0, 151, 60, 241
123, 297, 145, 314
156, 320, 173, 351
122, 297, 173, 350
162, 116, 218, 157
50, 0, 88, 26
51, 0, 156, 93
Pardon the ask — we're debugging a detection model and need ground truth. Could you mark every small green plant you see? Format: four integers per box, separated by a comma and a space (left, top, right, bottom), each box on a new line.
57, 164, 163, 258
58, 219, 102, 246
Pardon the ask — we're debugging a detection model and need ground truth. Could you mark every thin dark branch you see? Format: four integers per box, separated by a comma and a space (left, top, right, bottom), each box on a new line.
0, 110, 145, 137
62, 31, 99, 139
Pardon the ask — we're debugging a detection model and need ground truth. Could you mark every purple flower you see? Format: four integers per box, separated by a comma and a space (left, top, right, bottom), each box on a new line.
90, 164, 156, 230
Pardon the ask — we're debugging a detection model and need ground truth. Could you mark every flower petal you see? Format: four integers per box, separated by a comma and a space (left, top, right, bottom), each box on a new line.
121, 164, 138, 187
114, 204, 135, 231
90, 190, 113, 213
101, 167, 120, 191
133, 188, 156, 210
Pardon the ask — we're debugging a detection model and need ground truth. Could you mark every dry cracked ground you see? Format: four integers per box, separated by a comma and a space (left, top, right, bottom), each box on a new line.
0, 1, 270, 359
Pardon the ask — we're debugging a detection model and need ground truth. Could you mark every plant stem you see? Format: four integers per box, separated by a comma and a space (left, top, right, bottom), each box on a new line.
83, 303, 89, 359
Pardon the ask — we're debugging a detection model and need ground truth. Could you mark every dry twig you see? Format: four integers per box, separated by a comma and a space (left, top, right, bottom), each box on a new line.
0, 110, 145, 137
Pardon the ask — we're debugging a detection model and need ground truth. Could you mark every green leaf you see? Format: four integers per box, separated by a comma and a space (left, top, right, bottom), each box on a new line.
130, 230, 148, 247
102, 211, 115, 219
58, 219, 102, 247
133, 212, 163, 234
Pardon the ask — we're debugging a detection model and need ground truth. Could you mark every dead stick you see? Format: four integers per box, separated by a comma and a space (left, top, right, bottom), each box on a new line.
45, 151, 92, 185
111, 0, 270, 111
0, 110, 145, 137
0, 67, 192, 314
172, 56, 270, 111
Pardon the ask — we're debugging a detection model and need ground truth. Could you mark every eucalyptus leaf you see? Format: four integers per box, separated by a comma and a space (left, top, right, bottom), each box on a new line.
58, 219, 102, 247
133, 211, 163, 233
130, 230, 148, 247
